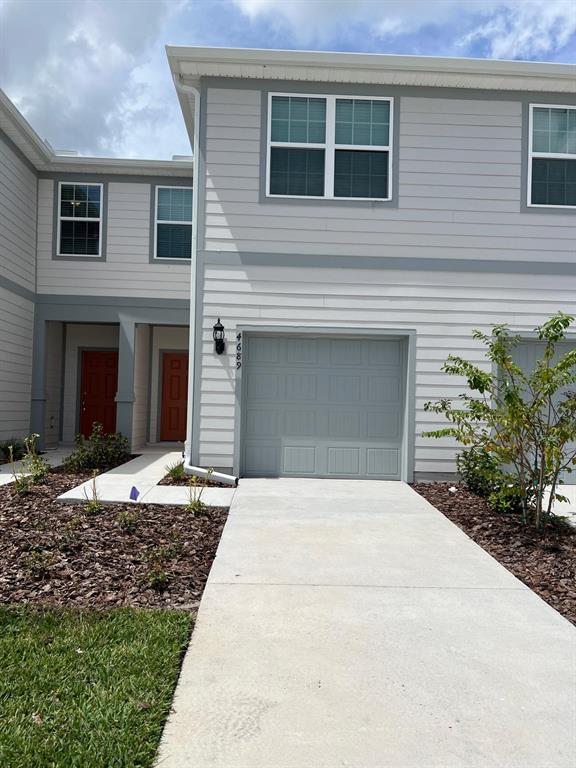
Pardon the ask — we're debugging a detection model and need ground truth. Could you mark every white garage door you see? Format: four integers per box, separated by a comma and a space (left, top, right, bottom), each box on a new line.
240, 335, 406, 479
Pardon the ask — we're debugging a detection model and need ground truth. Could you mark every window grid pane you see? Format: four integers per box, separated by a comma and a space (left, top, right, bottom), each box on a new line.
531, 158, 576, 206
271, 96, 326, 144
334, 150, 389, 199
269, 147, 325, 196
157, 187, 193, 222
60, 184, 101, 219
156, 223, 192, 259
335, 99, 390, 147
532, 107, 576, 155
59, 220, 100, 256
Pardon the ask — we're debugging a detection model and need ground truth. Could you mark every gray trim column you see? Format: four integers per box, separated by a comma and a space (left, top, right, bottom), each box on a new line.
30, 314, 47, 449
115, 315, 136, 443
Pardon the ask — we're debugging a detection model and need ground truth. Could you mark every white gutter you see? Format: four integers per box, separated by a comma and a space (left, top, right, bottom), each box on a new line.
171, 74, 238, 488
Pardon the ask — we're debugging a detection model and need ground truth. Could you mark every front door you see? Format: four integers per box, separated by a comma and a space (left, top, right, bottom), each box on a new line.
160, 352, 188, 441
80, 350, 118, 436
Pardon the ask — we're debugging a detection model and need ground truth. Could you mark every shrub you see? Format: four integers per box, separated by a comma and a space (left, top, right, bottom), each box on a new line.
63, 422, 130, 472
487, 483, 524, 516
185, 469, 214, 516
425, 313, 576, 529
116, 509, 139, 532
22, 434, 50, 484
456, 448, 503, 498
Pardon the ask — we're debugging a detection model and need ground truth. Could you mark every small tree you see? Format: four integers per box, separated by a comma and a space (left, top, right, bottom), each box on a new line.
424, 313, 576, 528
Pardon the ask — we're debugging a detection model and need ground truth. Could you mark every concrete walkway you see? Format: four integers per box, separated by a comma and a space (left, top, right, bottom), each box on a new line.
157, 479, 576, 768
57, 451, 236, 507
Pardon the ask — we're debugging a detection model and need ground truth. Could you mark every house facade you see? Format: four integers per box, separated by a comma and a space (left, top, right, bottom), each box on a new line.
0, 89, 193, 451
167, 47, 576, 481
1, 48, 576, 482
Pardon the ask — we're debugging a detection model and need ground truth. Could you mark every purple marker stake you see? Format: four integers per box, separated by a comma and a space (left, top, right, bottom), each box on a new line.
129, 486, 140, 502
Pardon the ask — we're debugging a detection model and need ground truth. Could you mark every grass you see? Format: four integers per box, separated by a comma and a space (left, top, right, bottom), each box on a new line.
0, 606, 193, 768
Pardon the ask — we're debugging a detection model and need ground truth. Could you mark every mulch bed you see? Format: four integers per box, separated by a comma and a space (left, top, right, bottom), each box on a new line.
413, 482, 576, 625
159, 474, 233, 488
0, 469, 228, 610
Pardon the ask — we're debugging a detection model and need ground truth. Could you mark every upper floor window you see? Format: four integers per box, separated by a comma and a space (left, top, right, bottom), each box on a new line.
154, 186, 193, 259
529, 105, 576, 209
57, 182, 102, 257
266, 94, 392, 201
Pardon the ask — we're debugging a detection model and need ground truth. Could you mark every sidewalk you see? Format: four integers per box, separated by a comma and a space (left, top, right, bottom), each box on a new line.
156, 478, 576, 768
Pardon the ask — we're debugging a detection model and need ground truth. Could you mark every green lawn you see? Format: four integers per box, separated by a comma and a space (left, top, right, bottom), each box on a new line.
0, 607, 192, 768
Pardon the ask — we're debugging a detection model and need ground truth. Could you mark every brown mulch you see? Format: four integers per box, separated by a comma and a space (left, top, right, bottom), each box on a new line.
412, 482, 576, 625
0, 469, 228, 609
158, 474, 233, 488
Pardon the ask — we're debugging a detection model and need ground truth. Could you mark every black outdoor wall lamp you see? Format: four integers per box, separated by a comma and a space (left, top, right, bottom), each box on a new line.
213, 318, 226, 355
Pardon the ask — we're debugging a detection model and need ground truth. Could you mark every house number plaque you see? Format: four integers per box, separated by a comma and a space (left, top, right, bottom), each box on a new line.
236, 332, 242, 369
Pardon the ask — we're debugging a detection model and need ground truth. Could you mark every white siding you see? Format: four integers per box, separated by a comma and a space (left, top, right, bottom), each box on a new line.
198, 264, 576, 475
149, 326, 189, 442
0, 134, 37, 291
132, 324, 151, 450
203, 89, 576, 261
0, 285, 34, 439
36, 180, 191, 299
62, 325, 119, 443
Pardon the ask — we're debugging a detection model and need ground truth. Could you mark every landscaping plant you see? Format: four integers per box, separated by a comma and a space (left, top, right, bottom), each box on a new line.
0, 438, 24, 464
63, 422, 130, 472
185, 469, 214, 515
9, 434, 49, 493
165, 461, 186, 481
424, 312, 576, 528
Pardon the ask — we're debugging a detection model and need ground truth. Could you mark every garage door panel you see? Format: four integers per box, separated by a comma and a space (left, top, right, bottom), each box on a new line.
368, 339, 402, 366
367, 375, 402, 402
242, 335, 406, 479
367, 411, 401, 439
329, 375, 361, 402
330, 339, 363, 366
247, 337, 279, 363
286, 373, 317, 401
282, 445, 317, 474
367, 448, 399, 476
286, 338, 319, 363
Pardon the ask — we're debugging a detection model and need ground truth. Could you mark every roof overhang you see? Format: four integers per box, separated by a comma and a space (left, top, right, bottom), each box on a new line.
0, 88, 193, 175
166, 46, 576, 94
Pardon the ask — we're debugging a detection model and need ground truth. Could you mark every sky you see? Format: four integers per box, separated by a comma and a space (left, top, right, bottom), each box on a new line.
1, 0, 575, 160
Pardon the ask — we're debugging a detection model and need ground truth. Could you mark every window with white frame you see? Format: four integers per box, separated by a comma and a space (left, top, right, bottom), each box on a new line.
154, 186, 193, 259
57, 183, 102, 256
267, 94, 392, 201
529, 104, 576, 208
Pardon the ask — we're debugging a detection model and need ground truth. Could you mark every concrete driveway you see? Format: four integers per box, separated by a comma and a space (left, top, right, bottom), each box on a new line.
157, 479, 576, 768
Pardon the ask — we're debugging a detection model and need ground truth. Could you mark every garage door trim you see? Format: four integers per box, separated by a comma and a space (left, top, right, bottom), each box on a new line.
233, 326, 416, 481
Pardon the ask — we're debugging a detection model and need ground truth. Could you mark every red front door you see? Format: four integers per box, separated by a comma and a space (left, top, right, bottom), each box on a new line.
160, 352, 188, 442
80, 350, 118, 436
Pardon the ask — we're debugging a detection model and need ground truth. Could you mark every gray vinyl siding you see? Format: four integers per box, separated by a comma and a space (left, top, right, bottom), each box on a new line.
0, 133, 37, 292
0, 285, 34, 440
36, 180, 190, 298
203, 89, 576, 260
197, 263, 576, 475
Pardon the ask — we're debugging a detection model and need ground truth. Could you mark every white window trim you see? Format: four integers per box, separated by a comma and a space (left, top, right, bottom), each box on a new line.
153, 185, 194, 260
266, 92, 393, 202
528, 103, 576, 210
56, 181, 104, 257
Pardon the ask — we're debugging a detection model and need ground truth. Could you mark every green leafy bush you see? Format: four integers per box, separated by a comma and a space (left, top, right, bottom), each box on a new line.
63, 422, 130, 472
456, 448, 503, 498
487, 483, 524, 515
425, 312, 576, 528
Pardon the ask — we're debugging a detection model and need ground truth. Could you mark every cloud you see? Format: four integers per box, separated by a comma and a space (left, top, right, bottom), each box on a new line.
0, 0, 191, 158
232, 0, 576, 60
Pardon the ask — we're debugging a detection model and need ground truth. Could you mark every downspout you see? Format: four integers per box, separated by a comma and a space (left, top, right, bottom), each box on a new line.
172, 74, 238, 487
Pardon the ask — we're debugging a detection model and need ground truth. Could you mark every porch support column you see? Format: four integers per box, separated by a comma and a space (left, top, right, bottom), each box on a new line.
115, 315, 136, 445
30, 314, 47, 450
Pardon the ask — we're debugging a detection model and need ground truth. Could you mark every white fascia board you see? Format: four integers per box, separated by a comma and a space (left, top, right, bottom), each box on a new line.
166, 46, 576, 93
39, 156, 193, 175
